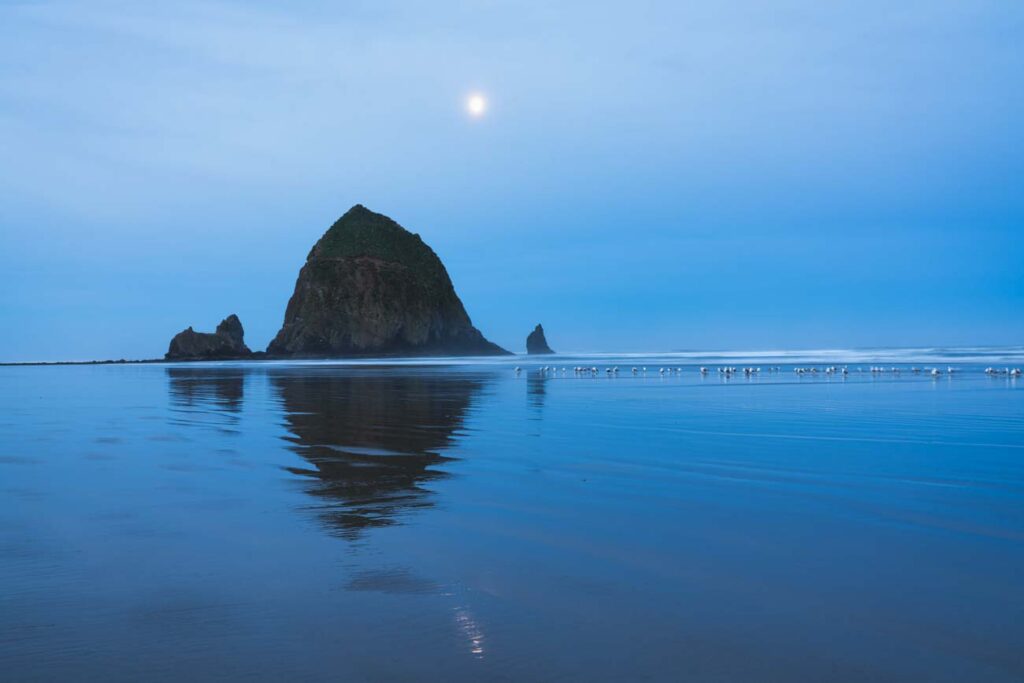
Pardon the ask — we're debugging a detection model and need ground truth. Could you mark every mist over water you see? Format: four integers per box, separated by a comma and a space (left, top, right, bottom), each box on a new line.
1, 350, 1023, 681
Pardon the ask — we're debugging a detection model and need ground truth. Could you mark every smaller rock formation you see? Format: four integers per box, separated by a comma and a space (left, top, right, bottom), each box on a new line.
526, 324, 554, 355
166, 314, 252, 360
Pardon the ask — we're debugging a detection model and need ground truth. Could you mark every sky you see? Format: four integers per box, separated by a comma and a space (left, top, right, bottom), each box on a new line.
1, 0, 1022, 361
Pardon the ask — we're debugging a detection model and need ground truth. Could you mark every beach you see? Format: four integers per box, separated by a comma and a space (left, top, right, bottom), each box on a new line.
1, 350, 1022, 681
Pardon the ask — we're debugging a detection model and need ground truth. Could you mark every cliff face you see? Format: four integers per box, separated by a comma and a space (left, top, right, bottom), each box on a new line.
526, 323, 555, 355
267, 205, 508, 357
166, 314, 252, 360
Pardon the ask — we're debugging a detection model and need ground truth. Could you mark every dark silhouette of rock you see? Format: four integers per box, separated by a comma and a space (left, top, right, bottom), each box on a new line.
267, 205, 508, 357
165, 314, 252, 360
526, 323, 554, 354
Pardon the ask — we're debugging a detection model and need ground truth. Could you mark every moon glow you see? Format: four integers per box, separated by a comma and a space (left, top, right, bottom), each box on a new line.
466, 93, 487, 117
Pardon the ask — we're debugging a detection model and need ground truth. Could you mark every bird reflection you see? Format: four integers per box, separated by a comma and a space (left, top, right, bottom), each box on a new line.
270, 370, 486, 539
527, 372, 548, 411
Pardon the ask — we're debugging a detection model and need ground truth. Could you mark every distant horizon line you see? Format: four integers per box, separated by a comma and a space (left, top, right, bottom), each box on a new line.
3, 344, 1023, 367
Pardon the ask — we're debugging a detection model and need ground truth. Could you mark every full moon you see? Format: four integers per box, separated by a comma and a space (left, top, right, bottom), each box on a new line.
466, 93, 487, 117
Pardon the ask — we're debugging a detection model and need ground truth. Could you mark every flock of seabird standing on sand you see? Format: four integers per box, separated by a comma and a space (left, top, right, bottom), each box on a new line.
513, 364, 1022, 378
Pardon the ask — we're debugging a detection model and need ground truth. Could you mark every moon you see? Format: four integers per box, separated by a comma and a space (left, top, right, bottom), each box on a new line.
466, 93, 487, 117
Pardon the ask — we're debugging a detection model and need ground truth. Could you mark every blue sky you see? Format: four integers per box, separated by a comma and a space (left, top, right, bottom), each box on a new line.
1, 0, 1022, 361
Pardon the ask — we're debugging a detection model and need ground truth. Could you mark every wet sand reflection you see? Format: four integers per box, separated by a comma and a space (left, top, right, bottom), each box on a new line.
270, 369, 487, 539
167, 367, 245, 413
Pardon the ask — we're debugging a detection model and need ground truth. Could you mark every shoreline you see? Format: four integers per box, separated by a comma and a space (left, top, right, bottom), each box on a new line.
4, 348, 1024, 368
0, 351, 517, 367
0, 358, 166, 367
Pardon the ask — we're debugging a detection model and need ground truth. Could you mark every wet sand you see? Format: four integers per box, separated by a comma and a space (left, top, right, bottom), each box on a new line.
1, 353, 1022, 681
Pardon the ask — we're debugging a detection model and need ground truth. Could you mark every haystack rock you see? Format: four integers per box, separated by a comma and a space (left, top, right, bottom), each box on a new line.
267, 205, 508, 357
166, 314, 252, 360
526, 323, 555, 355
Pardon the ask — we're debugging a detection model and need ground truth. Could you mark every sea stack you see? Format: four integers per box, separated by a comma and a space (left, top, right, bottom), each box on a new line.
267, 205, 508, 357
166, 314, 252, 360
526, 324, 554, 355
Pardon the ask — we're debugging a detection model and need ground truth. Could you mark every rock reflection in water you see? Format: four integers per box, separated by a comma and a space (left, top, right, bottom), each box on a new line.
166, 368, 246, 436
167, 367, 245, 412
271, 369, 486, 538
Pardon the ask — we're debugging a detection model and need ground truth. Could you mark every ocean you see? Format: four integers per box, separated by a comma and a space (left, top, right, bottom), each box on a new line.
2, 348, 1023, 681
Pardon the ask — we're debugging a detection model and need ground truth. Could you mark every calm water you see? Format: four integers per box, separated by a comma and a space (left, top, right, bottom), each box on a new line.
2, 350, 1023, 682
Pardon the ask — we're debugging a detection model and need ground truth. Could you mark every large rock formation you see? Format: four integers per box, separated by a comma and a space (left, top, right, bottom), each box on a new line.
526, 323, 555, 354
166, 314, 252, 360
267, 205, 508, 357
